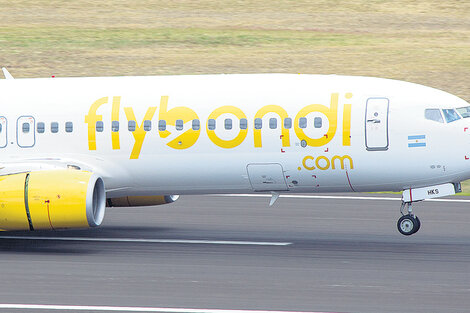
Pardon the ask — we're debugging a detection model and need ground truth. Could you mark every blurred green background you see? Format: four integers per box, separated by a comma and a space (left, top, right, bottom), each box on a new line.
0, 0, 469, 193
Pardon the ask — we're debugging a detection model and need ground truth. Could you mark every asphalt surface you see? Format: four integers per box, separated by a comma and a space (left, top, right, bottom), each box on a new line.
0, 194, 470, 313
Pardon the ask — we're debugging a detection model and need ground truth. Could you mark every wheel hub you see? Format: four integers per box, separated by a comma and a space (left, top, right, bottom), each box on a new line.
400, 219, 414, 233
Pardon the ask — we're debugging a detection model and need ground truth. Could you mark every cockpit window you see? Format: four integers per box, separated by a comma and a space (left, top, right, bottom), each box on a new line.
424, 109, 444, 123
442, 109, 461, 123
456, 106, 470, 118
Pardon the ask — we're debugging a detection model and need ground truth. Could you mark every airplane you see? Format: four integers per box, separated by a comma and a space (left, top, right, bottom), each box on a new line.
0, 67, 469, 236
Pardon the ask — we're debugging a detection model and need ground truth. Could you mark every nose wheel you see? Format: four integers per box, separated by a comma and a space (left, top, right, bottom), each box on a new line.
397, 202, 421, 236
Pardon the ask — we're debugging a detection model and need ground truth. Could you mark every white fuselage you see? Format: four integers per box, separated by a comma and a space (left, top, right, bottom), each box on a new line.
0, 74, 469, 197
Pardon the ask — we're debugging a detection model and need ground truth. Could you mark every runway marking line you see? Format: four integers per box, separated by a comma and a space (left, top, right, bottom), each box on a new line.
215, 194, 470, 203
0, 236, 291, 246
0, 304, 333, 313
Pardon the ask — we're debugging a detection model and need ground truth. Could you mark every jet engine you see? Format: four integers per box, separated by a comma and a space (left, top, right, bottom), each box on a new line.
106, 195, 179, 207
0, 169, 105, 231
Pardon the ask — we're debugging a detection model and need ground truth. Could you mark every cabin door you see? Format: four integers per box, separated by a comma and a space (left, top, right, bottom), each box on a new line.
17, 116, 35, 148
0, 117, 7, 148
365, 98, 389, 151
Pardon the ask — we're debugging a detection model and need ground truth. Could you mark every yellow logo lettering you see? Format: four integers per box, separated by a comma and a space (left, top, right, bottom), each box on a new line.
294, 93, 339, 147
85, 97, 108, 150
302, 155, 353, 171
207, 106, 248, 149
302, 156, 315, 170
342, 93, 352, 146
331, 155, 354, 170
158, 96, 200, 149
253, 105, 290, 148
124, 106, 157, 159
315, 156, 330, 170
85, 92, 354, 154
111, 96, 121, 150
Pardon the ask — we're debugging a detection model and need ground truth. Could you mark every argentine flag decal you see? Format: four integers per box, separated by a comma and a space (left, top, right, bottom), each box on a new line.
408, 135, 426, 148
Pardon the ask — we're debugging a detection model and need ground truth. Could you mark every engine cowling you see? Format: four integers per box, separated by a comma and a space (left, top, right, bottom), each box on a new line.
106, 195, 179, 207
0, 169, 105, 231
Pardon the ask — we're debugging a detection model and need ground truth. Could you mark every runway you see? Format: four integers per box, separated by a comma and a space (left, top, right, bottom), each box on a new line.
0, 194, 470, 313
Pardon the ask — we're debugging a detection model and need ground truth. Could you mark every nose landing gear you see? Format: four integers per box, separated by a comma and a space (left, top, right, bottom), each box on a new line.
397, 202, 420, 236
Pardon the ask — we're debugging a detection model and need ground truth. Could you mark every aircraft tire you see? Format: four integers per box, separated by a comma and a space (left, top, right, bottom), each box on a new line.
397, 214, 419, 236
414, 216, 421, 233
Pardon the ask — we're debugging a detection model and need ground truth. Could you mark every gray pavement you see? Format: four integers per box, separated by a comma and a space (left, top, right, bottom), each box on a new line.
0, 194, 469, 313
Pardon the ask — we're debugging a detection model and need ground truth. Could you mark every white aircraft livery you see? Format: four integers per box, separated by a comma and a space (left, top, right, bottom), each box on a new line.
0, 68, 469, 235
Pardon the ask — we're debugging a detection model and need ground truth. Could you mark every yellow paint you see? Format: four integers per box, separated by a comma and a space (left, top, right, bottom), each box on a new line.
158, 96, 171, 139
253, 105, 290, 148
294, 93, 339, 147
85, 92, 353, 153
315, 156, 330, 170
331, 155, 354, 169
111, 96, 121, 150
84, 97, 108, 150
302, 155, 353, 171
0, 170, 99, 231
206, 106, 248, 149
342, 102, 352, 146
124, 106, 157, 159
158, 96, 200, 149
302, 156, 315, 170
0, 173, 30, 230
28, 170, 91, 229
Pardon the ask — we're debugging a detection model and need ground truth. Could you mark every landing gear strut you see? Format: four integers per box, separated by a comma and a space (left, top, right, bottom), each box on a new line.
397, 202, 420, 236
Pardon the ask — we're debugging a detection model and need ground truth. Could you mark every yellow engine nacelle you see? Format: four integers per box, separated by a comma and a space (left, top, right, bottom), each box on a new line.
0, 169, 105, 231
106, 195, 179, 207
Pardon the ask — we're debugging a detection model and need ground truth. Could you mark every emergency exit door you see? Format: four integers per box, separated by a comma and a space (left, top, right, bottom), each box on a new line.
0, 117, 7, 148
365, 98, 389, 151
0, 116, 8, 148
17, 116, 35, 148
247, 163, 288, 191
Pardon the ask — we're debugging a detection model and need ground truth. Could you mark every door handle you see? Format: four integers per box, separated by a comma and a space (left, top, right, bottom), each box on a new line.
367, 119, 381, 123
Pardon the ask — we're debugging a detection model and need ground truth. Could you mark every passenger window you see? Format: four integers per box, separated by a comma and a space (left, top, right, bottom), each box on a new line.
269, 118, 277, 129
22, 122, 30, 133
284, 118, 292, 129
37, 122, 45, 133
456, 106, 470, 118
208, 119, 216, 130
0, 123, 2, 133
143, 120, 151, 131
192, 119, 200, 130
254, 118, 262, 130
51, 122, 59, 133
112, 121, 119, 132
299, 117, 307, 129
128, 120, 136, 132
442, 109, 461, 123
240, 118, 248, 130
314, 117, 322, 128
225, 118, 232, 130
158, 120, 166, 131
424, 109, 444, 123
96, 121, 104, 132
175, 119, 183, 131
65, 121, 73, 133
